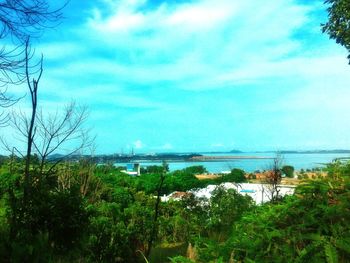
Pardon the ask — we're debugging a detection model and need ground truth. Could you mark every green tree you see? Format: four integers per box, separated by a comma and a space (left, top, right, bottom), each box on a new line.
87, 202, 134, 262
222, 168, 247, 183
282, 165, 295, 178
323, 0, 350, 61
193, 162, 350, 262
182, 166, 207, 175
207, 187, 254, 238
141, 165, 165, 174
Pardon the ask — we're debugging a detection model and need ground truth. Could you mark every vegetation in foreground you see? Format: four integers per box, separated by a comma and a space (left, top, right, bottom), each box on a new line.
0, 157, 349, 262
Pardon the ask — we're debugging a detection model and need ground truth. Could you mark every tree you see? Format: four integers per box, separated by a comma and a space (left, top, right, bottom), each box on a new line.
0, 0, 65, 39
282, 165, 295, 178
6, 39, 42, 199
220, 169, 350, 262
0, 1, 66, 124
4, 41, 91, 198
146, 161, 167, 258
141, 165, 165, 174
0, 0, 65, 79
33, 102, 90, 175
0, 87, 19, 126
207, 186, 254, 238
322, 0, 350, 61
182, 165, 207, 175
222, 168, 247, 183
264, 153, 283, 202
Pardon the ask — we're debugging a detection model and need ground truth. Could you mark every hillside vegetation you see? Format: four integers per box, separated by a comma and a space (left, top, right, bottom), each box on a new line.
0, 157, 349, 262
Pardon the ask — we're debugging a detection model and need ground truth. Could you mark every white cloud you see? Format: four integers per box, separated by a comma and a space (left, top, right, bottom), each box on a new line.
160, 143, 173, 150
98, 12, 145, 32
213, 55, 350, 88
211, 143, 224, 148
82, 0, 320, 92
23, 0, 350, 152
89, 0, 149, 32
133, 139, 143, 149
37, 42, 84, 60
166, 1, 235, 30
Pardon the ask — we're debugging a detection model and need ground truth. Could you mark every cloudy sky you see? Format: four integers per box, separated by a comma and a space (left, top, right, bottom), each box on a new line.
10, 0, 350, 153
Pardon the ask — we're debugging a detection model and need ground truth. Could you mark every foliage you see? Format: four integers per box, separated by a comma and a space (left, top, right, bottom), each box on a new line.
282, 165, 295, 178
206, 186, 254, 239
87, 200, 145, 262
181, 166, 207, 175
323, 0, 350, 61
202, 164, 350, 262
221, 168, 247, 183
169, 256, 195, 263
0, 180, 89, 261
141, 165, 165, 174
136, 166, 210, 195
1, 154, 350, 263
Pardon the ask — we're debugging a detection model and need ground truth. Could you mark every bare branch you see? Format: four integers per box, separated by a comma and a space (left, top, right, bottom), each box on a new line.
0, 0, 67, 122
264, 152, 283, 202
0, 0, 66, 42
7, 38, 93, 199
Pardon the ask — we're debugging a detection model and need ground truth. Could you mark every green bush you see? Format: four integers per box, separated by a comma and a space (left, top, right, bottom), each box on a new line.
282, 165, 295, 178
221, 168, 247, 183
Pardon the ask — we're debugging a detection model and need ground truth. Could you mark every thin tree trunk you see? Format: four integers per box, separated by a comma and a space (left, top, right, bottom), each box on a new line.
23, 39, 42, 200
146, 170, 166, 258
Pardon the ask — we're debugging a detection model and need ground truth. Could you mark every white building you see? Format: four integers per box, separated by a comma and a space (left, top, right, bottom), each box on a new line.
121, 163, 141, 176
162, 183, 295, 204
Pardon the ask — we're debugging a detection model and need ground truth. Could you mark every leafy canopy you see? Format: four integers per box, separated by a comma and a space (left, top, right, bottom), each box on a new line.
323, 0, 350, 61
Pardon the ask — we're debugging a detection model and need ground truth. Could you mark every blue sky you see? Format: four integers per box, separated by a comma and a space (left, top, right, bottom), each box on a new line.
9, 0, 350, 154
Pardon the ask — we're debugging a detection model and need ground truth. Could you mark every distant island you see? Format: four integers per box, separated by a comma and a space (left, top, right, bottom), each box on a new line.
230, 149, 244, 153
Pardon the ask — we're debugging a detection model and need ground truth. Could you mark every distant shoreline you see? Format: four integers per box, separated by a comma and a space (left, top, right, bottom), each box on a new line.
190, 156, 272, 161
44, 150, 350, 164
200, 150, 350, 155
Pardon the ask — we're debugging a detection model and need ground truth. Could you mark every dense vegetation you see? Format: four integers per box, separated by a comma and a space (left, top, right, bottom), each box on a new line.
0, 156, 349, 262
191, 163, 350, 262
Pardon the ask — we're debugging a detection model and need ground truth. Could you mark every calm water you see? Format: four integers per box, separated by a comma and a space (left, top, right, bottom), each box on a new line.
115, 153, 350, 173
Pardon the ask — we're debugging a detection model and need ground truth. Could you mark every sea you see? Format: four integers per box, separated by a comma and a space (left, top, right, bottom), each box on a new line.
114, 152, 350, 173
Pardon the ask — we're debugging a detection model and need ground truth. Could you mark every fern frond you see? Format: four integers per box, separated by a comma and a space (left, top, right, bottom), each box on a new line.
324, 243, 338, 263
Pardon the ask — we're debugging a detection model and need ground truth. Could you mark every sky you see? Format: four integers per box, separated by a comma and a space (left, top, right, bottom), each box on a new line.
6, 0, 350, 154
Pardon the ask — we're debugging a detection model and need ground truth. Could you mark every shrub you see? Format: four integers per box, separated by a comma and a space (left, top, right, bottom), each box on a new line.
222, 169, 247, 183
282, 165, 295, 178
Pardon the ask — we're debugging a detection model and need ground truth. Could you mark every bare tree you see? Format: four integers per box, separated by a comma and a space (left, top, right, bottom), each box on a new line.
0, 86, 19, 125
264, 152, 283, 202
0, 45, 26, 86
0, 0, 65, 40
0, 0, 66, 122
57, 145, 101, 201
24, 39, 41, 190
4, 39, 43, 198
0, 45, 31, 124
0, 0, 65, 73
5, 41, 91, 199
33, 102, 90, 176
